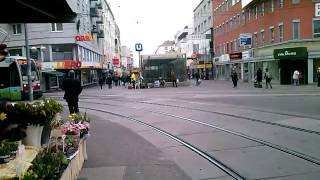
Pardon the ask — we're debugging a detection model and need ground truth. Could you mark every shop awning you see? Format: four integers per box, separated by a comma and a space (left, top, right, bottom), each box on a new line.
0, 0, 76, 23
43, 71, 65, 77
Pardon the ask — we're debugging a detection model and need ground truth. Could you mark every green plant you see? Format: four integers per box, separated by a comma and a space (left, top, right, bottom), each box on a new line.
50, 113, 64, 129
0, 141, 10, 156
68, 112, 90, 124
0, 140, 18, 156
21, 148, 69, 180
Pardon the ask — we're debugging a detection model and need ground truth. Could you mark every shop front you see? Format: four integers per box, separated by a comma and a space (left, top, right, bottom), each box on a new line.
274, 47, 308, 85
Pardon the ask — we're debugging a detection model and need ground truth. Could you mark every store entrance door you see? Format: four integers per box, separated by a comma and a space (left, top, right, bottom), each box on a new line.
280, 59, 307, 85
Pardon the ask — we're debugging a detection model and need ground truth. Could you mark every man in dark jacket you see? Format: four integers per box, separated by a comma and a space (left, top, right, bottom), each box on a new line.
61, 70, 82, 114
257, 68, 263, 88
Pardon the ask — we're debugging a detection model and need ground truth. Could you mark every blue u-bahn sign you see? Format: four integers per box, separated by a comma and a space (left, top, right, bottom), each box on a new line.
135, 43, 143, 52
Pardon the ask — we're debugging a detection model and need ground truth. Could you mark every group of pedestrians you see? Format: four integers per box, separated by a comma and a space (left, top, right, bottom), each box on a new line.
98, 74, 115, 89
232, 67, 272, 89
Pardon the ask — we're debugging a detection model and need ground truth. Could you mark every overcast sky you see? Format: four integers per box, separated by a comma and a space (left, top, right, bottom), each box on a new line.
108, 0, 201, 66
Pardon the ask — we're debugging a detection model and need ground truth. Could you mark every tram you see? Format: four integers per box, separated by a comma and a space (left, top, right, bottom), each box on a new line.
0, 56, 42, 101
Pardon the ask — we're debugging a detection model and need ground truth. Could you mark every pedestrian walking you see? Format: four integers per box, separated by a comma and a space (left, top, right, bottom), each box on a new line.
106, 74, 113, 89
131, 72, 137, 89
317, 67, 320, 87
194, 72, 201, 86
256, 68, 263, 88
231, 67, 238, 88
98, 76, 104, 89
187, 72, 191, 80
264, 68, 272, 89
171, 71, 177, 87
61, 70, 82, 114
293, 70, 300, 86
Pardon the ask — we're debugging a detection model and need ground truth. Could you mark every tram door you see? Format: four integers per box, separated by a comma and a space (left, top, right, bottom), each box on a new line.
8, 63, 21, 100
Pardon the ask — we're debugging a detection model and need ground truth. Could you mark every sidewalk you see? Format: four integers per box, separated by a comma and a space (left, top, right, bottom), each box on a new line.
187, 79, 320, 91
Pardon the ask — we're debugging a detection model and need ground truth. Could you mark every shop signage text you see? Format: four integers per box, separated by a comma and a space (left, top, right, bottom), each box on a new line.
229, 52, 242, 60
273, 47, 308, 60
239, 33, 252, 46
112, 58, 120, 65
242, 49, 253, 60
55, 60, 82, 69
75, 34, 95, 41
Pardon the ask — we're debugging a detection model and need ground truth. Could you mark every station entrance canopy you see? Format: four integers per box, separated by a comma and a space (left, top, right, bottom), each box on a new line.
0, 0, 76, 23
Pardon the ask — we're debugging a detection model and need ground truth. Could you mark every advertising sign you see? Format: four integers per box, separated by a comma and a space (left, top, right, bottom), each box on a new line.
229, 52, 242, 60
242, 49, 253, 60
274, 47, 308, 60
75, 34, 95, 41
112, 58, 120, 65
240, 33, 252, 46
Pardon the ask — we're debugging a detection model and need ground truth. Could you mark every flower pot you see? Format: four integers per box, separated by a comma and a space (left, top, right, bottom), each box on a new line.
23, 125, 44, 147
0, 155, 10, 164
41, 125, 51, 146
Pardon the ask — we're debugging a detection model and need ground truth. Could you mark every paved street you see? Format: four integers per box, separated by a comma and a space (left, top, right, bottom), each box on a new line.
45, 80, 320, 180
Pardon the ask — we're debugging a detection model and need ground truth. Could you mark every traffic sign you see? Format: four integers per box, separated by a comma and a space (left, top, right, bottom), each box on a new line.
135, 43, 143, 52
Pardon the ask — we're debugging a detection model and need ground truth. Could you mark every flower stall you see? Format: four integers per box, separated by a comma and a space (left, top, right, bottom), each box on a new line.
0, 99, 90, 180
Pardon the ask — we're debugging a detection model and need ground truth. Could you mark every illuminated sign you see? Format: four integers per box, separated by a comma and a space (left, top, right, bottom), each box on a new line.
55, 60, 82, 69
112, 58, 120, 65
75, 34, 95, 41
17, 59, 27, 65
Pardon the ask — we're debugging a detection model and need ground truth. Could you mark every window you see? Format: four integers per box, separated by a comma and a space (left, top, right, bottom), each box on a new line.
278, 0, 284, 8
260, 30, 265, 46
269, 27, 274, 44
278, 23, 284, 42
292, 20, 300, 40
269, 0, 274, 12
12, 24, 22, 35
313, 19, 320, 38
253, 5, 257, 19
292, 0, 299, 4
51, 23, 63, 32
259, 2, 265, 16
253, 32, 258, 47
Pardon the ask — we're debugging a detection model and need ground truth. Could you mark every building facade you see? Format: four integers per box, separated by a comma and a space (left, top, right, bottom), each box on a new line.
213, 0, 320, 84
193, 0, 214, 79
0, 0, 121, 91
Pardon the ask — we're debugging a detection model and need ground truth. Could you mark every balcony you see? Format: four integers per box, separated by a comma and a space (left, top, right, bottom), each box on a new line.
96, 16, 103, 24
97, 30, 104, 38
97, 3, 102, 9
90, 8, 99, 17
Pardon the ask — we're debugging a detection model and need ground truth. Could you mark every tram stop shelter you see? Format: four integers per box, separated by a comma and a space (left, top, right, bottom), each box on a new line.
141, 53, 187, 83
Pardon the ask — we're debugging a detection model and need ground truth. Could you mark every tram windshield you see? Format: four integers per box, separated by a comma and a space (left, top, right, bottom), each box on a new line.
19, 61, 39, 81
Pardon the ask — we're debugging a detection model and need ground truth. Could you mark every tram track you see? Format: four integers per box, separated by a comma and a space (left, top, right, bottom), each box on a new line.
77, 106, 246, 180
52, 95, 320, 136
76, 99, 320, 166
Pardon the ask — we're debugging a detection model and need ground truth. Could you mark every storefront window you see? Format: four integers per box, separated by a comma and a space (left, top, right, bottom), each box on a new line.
314, 59, 320, 82
313, 19, 320, 38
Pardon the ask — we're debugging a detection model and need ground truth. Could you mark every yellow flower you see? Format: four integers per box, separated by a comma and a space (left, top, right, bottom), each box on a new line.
0, 112, 7, 121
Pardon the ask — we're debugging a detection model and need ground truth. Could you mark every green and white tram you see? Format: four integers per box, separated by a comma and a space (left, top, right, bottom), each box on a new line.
0, 56, 42, 101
